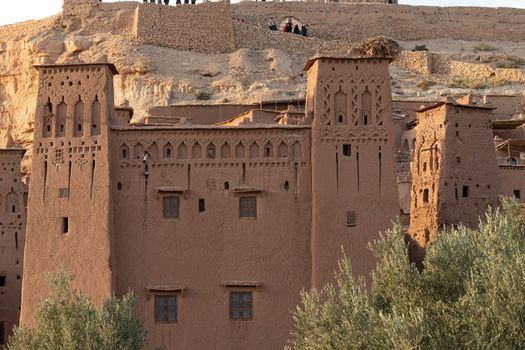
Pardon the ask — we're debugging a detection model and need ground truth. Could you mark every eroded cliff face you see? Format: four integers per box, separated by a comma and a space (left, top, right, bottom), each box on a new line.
0, 5, 309, 169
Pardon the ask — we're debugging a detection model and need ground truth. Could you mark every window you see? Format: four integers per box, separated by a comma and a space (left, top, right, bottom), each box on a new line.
199, 198, 205, 213
514, 190, 521, 199
155, 295, 177, 323
239, 196, 257, 218
224, 182, 230, 191
0, 321, 4, 345
0, 275, 5, 287
346, 211, 356, 227
62, 217, 69, 234
462, 186, 469, 198
207, 145, 216, 159
342, 144, 351, 157
163, 196, 180, 219
230, 292, 252, 321
423, 189, 429, 203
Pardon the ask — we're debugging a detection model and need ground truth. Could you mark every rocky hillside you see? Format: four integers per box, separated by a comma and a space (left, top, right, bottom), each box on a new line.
1, 1, 525, 171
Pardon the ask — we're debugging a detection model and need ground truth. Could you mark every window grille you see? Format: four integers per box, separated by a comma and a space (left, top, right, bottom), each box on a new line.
346, 211, 356, 227
230, 292, 252, 320
239, 197, 257, 218
163, 196, 180, 219
155, 295, 177, 323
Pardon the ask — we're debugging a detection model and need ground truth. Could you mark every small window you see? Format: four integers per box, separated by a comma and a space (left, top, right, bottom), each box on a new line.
207, 145, 216, 159
423, 162, 427, 172
117, 182, 123, 191
62, 217, 69, 234
0, 276, 5, 287
284, 181, 289, 191
0, 321, 4, 345
121, 148, 128, 159
342, 144, 351, 157
239, 196, 257, 218
199, 198, 205, 213
163, 196, 180, 219
155, 295, 177, 323
338, 115, 343, 123
224, 182, 230, 191
456, 156, 461, 164
513, 190, 521, 199
423, 189, 429, 203
230, 292, 252, 321
58, 188, 69, 198
346, 211, 356, 227
462, 186, 469, 198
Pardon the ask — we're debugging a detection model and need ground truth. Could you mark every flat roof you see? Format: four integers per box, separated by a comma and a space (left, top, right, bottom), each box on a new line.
304, 55, 393, 71
35, 62, 119, 75
417, 101, 493, 113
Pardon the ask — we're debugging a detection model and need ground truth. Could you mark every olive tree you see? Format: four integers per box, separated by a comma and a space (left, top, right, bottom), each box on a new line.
287, 198, 525, 350
8, 271, 148, 350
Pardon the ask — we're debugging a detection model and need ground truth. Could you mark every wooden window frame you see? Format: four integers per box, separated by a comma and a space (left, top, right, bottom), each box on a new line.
163, 196, 180, 219
229, 291, 253, 321
239, 196, 257, 218
154, 294, 177, 324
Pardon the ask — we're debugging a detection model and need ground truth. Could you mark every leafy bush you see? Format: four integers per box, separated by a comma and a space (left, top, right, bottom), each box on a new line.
496, 55, 525, 68
473, 43, 498, 52
416, 80, 436, 90
447, 78, 487, 89
8, 271, 149, 350
414, 44, 428, 52
195, 92, 211, 100
287, 199, 525, 350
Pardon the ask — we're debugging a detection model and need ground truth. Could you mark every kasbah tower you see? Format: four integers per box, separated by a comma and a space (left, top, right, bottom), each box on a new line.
18, 48, 400, 350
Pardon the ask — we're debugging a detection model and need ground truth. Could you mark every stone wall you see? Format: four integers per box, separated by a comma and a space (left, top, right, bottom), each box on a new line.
133, 2, 235, 54
394, 51, 525, 82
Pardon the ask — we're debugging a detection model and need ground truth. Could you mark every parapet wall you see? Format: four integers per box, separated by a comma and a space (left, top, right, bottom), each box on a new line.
133, 2, 235, 54
394, 51, 525, 82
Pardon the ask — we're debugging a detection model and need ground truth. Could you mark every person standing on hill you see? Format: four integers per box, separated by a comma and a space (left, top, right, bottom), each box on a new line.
268, 17, 276, 30
301, 25, 308, 36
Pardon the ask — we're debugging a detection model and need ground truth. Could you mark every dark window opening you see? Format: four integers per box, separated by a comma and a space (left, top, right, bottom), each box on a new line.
47, 125, 51, 132
230, 292, 252, 321
423, 162, 427, 172
0, 276, 5, 287
239, 196, 257, 218
456, 131, 459, 137
338, 115, 343, 123
11, 205, 16, 213
284, 180, 289, 191
265, 147, 271, 157
456, 156, 461, 164
514, 190, 521, 199
62, 217, 69, 234
342, 144, 351, 157
207, 145, 216, 159
423, 189, 429, 203
346, 211, 356, 227
462, 186, 469, 198
166, 148, 172, 158
155, 295, 177, 323
122, 149, 127, 159
163, 196, 180, 219
78, 124, 82, 132
117, 182, 122, 191
0, 321, 4, 345
363, 115, 368, 125
224, 182, 230, 191
199, 198, 205, 213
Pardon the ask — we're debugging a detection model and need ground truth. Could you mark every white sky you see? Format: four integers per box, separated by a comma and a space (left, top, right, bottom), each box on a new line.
0, 0, 524, 26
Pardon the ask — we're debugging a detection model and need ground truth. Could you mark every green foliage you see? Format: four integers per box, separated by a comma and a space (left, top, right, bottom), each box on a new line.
473, 43, 498, 52
287, 199, 525, 350
416, 80, 436, 90
8, 271, 147, 350
496, 55, 525, 69
413, 44, 428, 52
195, 92, 212, 100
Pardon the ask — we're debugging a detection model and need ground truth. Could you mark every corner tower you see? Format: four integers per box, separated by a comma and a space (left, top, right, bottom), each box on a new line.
20, 62, 118, 325
306, 56, 399, 287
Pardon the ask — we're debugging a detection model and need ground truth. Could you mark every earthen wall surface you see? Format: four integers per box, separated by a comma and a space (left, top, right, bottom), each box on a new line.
0, 150, 25, 348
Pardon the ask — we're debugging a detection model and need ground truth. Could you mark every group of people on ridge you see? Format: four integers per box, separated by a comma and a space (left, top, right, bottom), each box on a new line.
143, 0, 197, 5
268, 17, 307, 37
